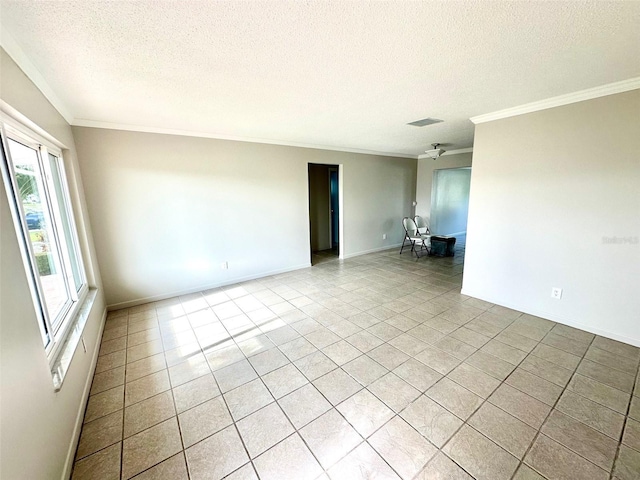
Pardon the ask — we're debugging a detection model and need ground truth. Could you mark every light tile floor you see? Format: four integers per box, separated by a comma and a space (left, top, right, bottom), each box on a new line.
72, 242, 640, 480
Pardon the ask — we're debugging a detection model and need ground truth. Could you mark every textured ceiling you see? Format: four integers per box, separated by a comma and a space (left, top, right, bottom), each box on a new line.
1, 1, 639, 157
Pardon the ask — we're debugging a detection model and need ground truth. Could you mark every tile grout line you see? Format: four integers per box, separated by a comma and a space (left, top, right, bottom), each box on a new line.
213, 293, 325, 480
266, 318, 380, 478
184, 290, 272, 477
74, 248, 637, 480
87, 284, 458, 468
85, 266, 430, 471
609, 356, 640, 480
190, 291, 270, 479
119, 311, 192, 479
136, 264, 484, 478
416, 310, 534, 480
120, 311, 129, 480
255, 268, 412, 475
423, 306, 607, 478
248, 274, 466, 477
508, 334, 598, 480
123, 303, 197, 479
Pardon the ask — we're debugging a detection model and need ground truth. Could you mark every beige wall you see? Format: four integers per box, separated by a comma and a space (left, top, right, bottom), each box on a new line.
72, 127, 416, 308
463, 90, 640, 346
0, 49, 106, 479
415, 152, 473, 226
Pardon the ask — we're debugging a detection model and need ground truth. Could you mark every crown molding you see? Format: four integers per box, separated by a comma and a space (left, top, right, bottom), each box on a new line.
0, 28, 75, 124
71, 119, 416, 159
470, 77, 640, 124
417, 147, 473, 160
1, 100, 68, 149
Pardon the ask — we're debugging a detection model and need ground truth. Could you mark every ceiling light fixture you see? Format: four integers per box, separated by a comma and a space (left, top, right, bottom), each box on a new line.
425, 143, 446, 160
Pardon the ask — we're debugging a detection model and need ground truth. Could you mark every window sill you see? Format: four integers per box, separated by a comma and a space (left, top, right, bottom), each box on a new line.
51, 288, 98, 392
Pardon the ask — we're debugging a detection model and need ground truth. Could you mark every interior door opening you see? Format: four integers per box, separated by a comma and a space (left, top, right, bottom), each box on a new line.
430, 167, 471, 243
308, 163, 340, 265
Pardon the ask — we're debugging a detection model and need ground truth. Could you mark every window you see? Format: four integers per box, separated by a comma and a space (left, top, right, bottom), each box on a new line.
1, 117, 87, 361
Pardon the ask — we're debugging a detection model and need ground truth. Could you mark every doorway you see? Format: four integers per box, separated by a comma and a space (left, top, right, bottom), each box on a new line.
308, 163, 340, 265
430, 167, 471, 240
329, 167, 339, 248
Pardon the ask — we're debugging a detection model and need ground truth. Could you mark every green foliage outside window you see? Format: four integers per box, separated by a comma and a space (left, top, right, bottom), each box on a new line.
35, 252, 55, 276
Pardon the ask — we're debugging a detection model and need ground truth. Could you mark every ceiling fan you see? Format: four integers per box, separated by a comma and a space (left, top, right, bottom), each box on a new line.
425, 143, 446, 160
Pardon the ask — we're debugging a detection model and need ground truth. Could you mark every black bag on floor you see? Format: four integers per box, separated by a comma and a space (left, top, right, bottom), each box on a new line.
430, 236, 456, 257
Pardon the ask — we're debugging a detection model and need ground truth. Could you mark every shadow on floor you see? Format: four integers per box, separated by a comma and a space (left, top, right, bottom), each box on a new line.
312, 247, 339, 266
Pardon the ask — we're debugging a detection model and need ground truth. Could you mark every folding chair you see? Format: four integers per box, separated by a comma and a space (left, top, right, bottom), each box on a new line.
414, 215, 431, 235
400, 217, 430, 257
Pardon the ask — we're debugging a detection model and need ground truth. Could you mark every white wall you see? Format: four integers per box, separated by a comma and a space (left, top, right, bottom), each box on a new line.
72, 127, 417, 308
415, 152, 472, 226
0, 49, 106, 479
463, 90, 640, 346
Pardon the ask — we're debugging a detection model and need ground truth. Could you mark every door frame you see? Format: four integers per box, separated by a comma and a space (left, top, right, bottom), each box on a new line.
328, 167, 339, 250
307, 163, 343, 261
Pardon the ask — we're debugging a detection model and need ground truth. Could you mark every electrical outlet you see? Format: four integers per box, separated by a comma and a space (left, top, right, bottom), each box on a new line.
382, 234, 387, 240
221, 261, 228, 270
551, 287, 563, 300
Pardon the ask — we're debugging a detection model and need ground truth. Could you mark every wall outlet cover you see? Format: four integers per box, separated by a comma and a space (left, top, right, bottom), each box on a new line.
551, 287, 563, 299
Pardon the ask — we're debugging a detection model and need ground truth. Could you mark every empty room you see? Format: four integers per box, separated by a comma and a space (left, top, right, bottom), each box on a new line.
1, 1, 639, 480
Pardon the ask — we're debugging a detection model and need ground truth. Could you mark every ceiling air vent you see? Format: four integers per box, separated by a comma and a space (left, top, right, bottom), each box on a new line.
407, 117, 443, 127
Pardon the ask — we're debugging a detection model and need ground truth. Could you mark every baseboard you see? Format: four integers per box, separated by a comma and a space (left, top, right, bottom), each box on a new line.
460, 288, 640, 347
342, 243, 402, 259
107, 263, 312, 310
61, 307, 107, 480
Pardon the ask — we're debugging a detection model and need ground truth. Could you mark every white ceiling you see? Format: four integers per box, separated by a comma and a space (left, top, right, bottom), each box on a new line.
1, 1, 639, 157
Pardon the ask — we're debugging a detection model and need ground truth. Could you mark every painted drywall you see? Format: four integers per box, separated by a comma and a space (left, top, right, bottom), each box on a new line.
0, 49, 106, 480
415, 152, 472, 227
430, 167, 471, 236
463, 89, 640, 346
309, 164, 331, 252
72, 127, 417, 307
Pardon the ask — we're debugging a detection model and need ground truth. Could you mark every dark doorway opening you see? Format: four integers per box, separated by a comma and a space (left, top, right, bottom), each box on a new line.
308, 163, 339, 265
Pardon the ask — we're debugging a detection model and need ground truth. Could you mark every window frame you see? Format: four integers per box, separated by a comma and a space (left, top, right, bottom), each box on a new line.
0, 113, 88, 362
